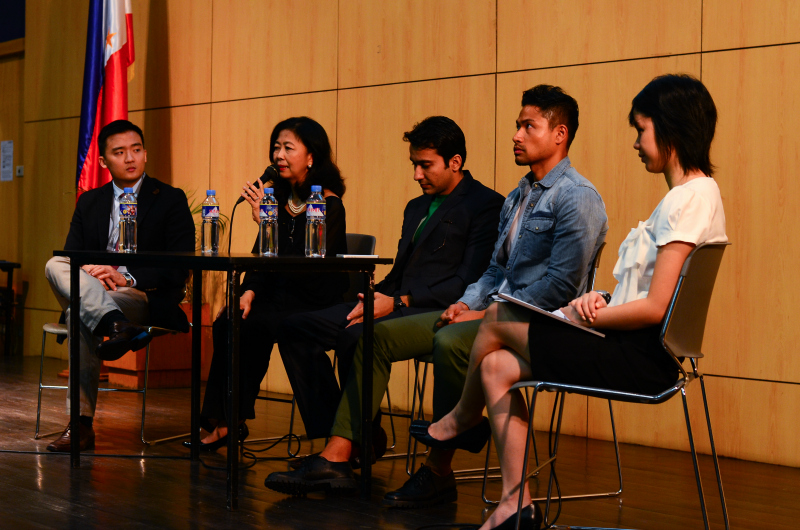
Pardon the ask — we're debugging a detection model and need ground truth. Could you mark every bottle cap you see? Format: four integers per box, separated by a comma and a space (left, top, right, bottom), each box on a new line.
311, 185, 322, 192
123, 187, 134, 193
264, 188, 274, 194
207, 190, 216, 195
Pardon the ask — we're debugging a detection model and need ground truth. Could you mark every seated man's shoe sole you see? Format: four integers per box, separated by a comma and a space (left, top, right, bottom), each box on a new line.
382, 464, 457, 509
409, 417, 491, 454
46, 423, 96, 452
264, 455, 357, 496
96, 322, 153, 361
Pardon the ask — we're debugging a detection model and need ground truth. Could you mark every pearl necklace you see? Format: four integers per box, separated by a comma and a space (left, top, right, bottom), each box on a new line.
287, 194, 307, 214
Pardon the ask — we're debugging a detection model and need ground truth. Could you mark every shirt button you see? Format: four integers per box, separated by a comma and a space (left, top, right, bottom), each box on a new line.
535, 226, 539, 230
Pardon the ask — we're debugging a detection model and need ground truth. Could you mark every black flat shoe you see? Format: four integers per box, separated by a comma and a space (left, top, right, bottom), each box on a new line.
183, 422, 249, 452
471, 503, 542, 530
409, 417, 491, 454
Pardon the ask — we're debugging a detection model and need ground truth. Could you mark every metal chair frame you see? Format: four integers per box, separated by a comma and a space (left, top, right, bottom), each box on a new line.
511, 242, 731, 530
35, 323, 190, 445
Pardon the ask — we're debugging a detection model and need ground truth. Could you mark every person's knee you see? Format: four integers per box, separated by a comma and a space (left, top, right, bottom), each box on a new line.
480, 350, 504, 387
45, 256, 66, 283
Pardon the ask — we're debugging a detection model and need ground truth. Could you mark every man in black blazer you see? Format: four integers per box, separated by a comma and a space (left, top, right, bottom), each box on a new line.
44, 120, 195, 452
273, 117, 504, 445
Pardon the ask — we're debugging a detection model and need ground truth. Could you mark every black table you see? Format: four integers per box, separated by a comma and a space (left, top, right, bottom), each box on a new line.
54, 250, 392, 509
0, 261, 20, 356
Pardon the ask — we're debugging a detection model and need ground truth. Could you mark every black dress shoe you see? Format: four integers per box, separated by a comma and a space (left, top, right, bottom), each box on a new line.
383, 464, 457, 508
409, 417, 491, 454
183, 422, 249, 452
478, 503, 542, 530
96, 321, 153, 361
264, 455, 357, 496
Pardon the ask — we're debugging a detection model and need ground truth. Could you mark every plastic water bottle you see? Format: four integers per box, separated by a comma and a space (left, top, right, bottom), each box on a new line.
118, 187, 137, 253
305, 185, 326, 257
259, 187, 278, 257
201, 190, 219, 254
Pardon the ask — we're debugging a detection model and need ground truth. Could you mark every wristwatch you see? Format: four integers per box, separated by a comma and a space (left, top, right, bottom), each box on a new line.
121, 272, 134, 288
595, 290, 611, 304
393, 296, 407, 311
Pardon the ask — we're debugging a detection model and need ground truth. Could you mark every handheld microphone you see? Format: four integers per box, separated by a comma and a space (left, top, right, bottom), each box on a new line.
235, 165, 279, 205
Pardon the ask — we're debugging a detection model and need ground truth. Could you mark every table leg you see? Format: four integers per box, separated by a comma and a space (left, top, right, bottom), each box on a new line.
360, 269, 375, 500
4, 268, 12, 356
226, 269, 241, 511
69, 260, 81, 467
190, 269, 202, 461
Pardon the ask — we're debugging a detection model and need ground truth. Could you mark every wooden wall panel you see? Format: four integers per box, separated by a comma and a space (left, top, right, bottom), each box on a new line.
128, 104, 211, 195
0, 56, 24, 263
211, 0, 338, 102
703, 0, 800, 51
496, 56, 701, 295
701, 45, 800, 382
21, 119, 81, 313
24, 0, 89, 121
588, 376, 800, 468
497, 0, 700, 72
128, 0, 212, 109
338, 0, 496, 88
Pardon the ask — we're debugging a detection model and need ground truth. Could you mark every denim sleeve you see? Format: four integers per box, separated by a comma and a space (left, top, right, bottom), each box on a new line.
508, 185, 608, 311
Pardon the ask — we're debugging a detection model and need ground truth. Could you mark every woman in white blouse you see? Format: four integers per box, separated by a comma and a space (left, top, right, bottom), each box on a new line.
411, 74, 727, 530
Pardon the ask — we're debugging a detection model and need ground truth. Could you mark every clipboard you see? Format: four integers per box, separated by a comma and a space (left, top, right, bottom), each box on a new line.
496, 293, 606, 338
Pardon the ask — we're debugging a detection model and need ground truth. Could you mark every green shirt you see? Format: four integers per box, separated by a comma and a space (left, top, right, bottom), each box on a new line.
413, 194, 448, 244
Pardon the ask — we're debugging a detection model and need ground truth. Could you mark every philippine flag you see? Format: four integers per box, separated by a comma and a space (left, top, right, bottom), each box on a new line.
75, 0, 135, 196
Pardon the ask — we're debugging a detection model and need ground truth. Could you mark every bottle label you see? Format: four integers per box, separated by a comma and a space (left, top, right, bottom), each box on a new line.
120, 203, 137, 218
306, 203, 326, 218
260, 204, 278, 219
202, 205, 219, 219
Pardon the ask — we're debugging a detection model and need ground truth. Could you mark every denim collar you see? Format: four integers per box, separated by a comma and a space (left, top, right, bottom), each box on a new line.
521, 156, 571, 190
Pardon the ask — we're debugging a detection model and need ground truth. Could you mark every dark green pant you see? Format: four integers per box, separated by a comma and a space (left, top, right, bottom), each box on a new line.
330, 311, 481, 441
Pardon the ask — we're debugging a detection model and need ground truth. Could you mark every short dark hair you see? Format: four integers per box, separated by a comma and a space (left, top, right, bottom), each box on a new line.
628, 74, 717, 176
521, 85, 579, 149
403, 116, 467, 169
268, 116, 345, 204
98, 120, 145, 156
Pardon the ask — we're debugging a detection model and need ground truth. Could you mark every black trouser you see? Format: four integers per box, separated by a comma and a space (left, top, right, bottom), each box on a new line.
278, 303, 433, 439
200, 303, 310, 432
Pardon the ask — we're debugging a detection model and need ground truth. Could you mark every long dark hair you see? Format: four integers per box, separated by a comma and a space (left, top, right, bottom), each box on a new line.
268, 117, 345, 205
628, 74, 717, 176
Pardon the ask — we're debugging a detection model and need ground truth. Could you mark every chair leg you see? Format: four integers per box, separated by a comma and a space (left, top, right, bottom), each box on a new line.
699, 375, 730, 530
286, 396, 299, 457
140, 343, 151, 444
35, 330, 47, 440
408, 360, 431, 475
682, 387, 711, 530
385, 387, 397, 450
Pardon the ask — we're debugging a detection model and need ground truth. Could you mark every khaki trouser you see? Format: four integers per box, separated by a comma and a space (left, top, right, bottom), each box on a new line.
45, 256, 148, 416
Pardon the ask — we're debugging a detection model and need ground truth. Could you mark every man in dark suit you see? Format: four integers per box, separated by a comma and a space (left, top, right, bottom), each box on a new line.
44, 120, 195, 452
272, 116, 504, 448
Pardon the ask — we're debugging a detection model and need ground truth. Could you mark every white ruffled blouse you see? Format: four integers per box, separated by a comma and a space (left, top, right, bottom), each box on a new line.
608, 177, 727, 307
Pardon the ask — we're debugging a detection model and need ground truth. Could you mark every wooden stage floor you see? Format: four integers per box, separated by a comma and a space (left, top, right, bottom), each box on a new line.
1, 356, 796, 529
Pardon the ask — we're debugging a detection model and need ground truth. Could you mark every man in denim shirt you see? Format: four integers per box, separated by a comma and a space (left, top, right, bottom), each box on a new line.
267, 85, 607, 504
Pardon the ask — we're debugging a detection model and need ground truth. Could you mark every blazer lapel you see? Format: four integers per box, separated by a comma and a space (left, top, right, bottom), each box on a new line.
97, 184, 114, 249
410, 172, 472, 251
136, 174, 158, 226
395, 196, 431, 261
